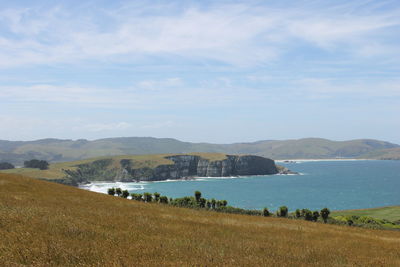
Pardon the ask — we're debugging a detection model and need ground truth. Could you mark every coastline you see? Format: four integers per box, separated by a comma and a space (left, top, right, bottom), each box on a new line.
275, 158, 373, 163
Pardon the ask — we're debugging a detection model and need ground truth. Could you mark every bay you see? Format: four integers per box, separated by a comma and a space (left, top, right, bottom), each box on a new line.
82, 160, 400, 211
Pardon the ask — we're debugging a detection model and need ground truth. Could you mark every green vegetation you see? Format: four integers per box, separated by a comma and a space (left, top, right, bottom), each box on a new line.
24, 159, 49, 170
115, 188, 400, 231
0, 162, 14, 170
1, 173, 400, 266
332, 206, 400, 222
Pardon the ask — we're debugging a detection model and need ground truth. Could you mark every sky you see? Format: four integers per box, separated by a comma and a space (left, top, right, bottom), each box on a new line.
1, 0, 399, 144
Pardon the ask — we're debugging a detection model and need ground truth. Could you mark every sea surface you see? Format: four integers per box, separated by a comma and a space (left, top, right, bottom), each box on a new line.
81, 160, 400, 211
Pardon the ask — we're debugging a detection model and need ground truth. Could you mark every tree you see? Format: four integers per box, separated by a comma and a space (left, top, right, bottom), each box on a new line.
194, 191, 202, 202
154, 192, 160, 202
295, 209, 301, 218
206, 200, 211, 209
262, 208, 270, 217
278, 206, 288, 217
121, 190, 130, 198
0, 162, 14, 170
107, 187, 116, 196
221, 200, 228, 207
320, 208, 330, 223
115, 188, 122, 197
312, 211, 320, 222
143, 192, 153, 202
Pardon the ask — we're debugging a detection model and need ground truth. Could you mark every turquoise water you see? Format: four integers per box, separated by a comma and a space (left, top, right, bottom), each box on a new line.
83, 160, 400, 211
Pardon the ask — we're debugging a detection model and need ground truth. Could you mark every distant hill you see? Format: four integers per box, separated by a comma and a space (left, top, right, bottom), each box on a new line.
0, 137, 398, 165
1, 173, 399, 265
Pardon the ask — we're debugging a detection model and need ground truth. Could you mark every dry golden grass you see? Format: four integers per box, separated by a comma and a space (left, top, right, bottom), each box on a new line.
1, 173, 399, 266
0, 153, 228, 180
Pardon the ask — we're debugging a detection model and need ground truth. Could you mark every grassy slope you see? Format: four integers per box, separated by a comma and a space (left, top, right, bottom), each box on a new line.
0, 153, 228, 180
332, 206, 400, 222
1, 173, 400, 266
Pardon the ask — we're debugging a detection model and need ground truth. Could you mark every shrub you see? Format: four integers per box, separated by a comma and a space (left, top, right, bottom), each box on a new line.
262, 208, 270, 217
312, 211, 320, 222
107, 188, 116, 196
278, 206, 288, 217
24, 159, 49, 170
115, 188, 122, 197
131, 193, 143, 201
159, 196, 168, 204
0, 162, 14, 170
320, 208, 330, 223
143, 192, 153, 202
194, 191, 202, 202
121, 190, 130, 198
295, 209, 301, 218
303, 209, 313, 221
154, 192, 160, 202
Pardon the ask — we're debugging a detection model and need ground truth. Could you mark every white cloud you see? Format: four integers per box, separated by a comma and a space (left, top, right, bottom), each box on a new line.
0, 2, 399, 68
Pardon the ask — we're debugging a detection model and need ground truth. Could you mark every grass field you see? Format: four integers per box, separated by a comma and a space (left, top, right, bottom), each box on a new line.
0, 153, 228, 180
0, 173, 399, 266
332, 206, 400, 222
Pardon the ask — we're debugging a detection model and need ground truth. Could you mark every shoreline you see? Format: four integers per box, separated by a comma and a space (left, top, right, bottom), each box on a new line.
275, 158, 373, 163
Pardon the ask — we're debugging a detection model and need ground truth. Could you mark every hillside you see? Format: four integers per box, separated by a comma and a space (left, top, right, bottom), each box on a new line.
0, 137, 398, 165
0, 153, 281, 185
1, 173, 399, 266
332, 206, 400, 222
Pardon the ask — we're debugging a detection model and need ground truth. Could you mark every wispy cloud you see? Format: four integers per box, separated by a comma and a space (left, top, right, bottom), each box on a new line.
1, 1, 399, 68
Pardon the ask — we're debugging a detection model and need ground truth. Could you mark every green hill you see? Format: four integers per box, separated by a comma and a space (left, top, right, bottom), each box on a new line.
1, 173, 399, 266
1, 137, 398, 165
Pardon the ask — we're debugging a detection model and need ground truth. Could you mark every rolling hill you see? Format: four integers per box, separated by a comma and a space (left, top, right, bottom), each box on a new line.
0, 137, 399, 165
1, 173, 399, 266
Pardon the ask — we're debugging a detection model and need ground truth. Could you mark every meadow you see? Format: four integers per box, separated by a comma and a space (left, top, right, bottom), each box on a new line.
0, 173, 399, 266
332, 206, 400, 222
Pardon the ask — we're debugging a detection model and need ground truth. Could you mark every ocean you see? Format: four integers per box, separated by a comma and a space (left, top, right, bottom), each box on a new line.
81, 160, 400, 211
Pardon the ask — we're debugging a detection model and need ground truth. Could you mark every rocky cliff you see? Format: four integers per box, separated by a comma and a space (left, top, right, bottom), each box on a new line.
64, 154, 280, 183
139, 155, 278, 181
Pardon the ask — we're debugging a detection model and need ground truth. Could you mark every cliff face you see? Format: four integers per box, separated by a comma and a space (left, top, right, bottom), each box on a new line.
136, 155, 278, 181
64, 154, 280, 183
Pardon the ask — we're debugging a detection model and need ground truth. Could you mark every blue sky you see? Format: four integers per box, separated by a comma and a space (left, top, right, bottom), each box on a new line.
1, 0, 400, 143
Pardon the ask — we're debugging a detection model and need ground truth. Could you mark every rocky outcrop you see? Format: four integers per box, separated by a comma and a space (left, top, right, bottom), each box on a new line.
64, 154, 284, 183
134, 155, 278, 181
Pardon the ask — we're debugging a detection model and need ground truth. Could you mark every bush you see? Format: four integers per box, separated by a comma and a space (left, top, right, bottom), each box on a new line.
320, 208, 330, 223
24, 159, 49, 170
107, 188, 116, 196
115, 188, 122, 196
302, 209, 313, 221
295, 209, 301, 218
143, 192, 153, 202
194, 191, 201, 202
0, 162, 14, 170
278, 206, 288, 217
159, 196, 168, 204
154, 192, 160, 202
121, 190, 130, 198
262, 208, 270, 217
131, 193, 143, 201
312, 211, 320, 222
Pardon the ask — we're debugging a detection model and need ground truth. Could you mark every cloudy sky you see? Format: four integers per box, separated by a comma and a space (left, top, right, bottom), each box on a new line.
1, 0, 399, 143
